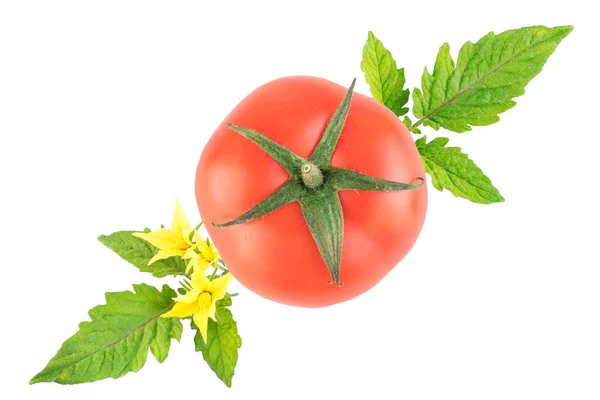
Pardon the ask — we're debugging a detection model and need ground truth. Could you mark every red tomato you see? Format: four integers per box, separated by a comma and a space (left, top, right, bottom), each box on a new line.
196, 76, 427, 308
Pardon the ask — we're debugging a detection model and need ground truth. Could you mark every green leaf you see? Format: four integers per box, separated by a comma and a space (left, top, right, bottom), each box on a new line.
361, 31, 410, 116
192, 297, 241, 388
403, 116, 421, 134
413, 25, 572, 133
416, 136, 504, 204
98, 231, 187, 277
30, 284, 182, 384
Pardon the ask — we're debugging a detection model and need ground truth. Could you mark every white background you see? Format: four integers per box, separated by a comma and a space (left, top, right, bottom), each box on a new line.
1, 1, 598, 399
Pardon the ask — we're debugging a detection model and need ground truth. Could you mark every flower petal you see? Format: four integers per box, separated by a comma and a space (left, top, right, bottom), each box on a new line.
199, 259, 212, 271
172, 198, 191, 237
200, 244, 219, 264
162, 301, 199, 319
208, 303, 217, 321
209, 272, 233, 301
191, 270, 211, 291
195, 234, 208, 251
186, 258, 210, 274
133, 229, 177, 250
182, 229, 194, 246
148, 249, 183, 265
193, 308, 210, 343
175, 288, 200, 304
183, 247, 198, 260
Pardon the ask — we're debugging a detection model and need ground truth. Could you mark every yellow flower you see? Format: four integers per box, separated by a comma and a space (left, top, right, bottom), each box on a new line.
133, 198, 194, 265
184, 232, 220, 274
162, 271, 233, 342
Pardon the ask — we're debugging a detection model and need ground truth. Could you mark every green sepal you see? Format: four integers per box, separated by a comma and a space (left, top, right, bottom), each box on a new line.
213, 181, 306, 227
299, 187, 344, 286
226, 124, 305, 174
326, 167, 424, 192
309, 79, 356, 167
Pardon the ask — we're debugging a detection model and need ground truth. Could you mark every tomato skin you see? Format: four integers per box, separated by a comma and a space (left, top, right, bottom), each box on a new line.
196, 76, 427, 308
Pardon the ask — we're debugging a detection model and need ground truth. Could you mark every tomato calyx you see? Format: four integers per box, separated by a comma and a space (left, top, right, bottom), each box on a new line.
213, 79, 424, 287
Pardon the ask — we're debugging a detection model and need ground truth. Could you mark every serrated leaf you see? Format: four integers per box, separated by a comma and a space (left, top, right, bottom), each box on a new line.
413, 25, 572, 133
403, 116, 421, 134
416, 136, 504, 204
192, 298, 241, 387
30, 284, 182, 384
361, 31, 410, 116
98, 231, 186, 277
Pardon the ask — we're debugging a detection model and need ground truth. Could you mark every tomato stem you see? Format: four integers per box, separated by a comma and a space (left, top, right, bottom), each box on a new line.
301, 162, 323, 189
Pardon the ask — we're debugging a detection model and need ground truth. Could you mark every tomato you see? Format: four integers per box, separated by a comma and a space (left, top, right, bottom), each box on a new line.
195, 76, 427, 308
